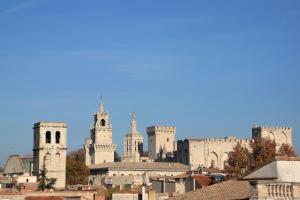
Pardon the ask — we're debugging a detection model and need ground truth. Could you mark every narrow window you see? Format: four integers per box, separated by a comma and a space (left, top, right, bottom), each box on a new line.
46, 131, 51, 143
100, 119, 106, 126
45, 153, 51, 169
55, 131, 61, 144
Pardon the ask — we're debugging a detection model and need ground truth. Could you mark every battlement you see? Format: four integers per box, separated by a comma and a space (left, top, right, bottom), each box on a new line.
147, 125, 176, 133
207, 137, 252, 143
187, 137, 252, 144
33, 121, 67, 128
252, 125, 292, 131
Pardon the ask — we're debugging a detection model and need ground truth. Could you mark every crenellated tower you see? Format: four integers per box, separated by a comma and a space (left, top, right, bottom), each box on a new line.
252, 125, 293, 146
84, 100, 116, 166
147, 126, 177, 160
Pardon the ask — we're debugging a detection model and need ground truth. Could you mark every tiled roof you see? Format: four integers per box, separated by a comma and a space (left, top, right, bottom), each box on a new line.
193, 175, 212, 187
171, 180, 251, 200
3, 155, 25, 174
25, 196, 64, 200
90, 162, 189, 171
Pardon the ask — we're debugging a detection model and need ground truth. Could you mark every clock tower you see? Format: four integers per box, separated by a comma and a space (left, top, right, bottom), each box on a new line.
84, 100, 116, 165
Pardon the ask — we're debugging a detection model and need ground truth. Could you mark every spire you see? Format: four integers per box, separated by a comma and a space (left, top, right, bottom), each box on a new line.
130, 112, 137, 133
99, 96, 104, 113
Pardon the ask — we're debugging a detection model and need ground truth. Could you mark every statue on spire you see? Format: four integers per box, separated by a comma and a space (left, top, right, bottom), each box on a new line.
130, 112, 137, 133
99, 96, 104, 113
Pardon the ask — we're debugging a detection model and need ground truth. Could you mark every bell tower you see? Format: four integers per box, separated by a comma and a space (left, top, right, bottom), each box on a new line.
84, 100, 116, 165
33, 122, 67, 189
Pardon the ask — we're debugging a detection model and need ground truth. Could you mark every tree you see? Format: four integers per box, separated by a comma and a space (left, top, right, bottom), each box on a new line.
250, 137, 276, 170
225, 142, 251, 178
38, 157, 56, 191
225, 137, 297, 179
66, 149, 89, 185
277, 143, 296, 157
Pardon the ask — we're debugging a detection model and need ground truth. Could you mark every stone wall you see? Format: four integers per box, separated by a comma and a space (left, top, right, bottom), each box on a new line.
112, 193, 139, 200
252, 125, 293, 146
33, 122, 67, 189
249, 181, 300, 200
177, 137, 251, 170
147, 126, 176, 160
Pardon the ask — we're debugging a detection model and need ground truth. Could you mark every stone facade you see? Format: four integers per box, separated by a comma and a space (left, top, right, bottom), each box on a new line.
112, 193, 139, 200
147, 126, 176, 160
252, 125, 293, 146
244, 157, 300, 199
88, 162, 189, 186
32, 122, 67, 189
122, 112, 144, 162
177, 125, 293, 170
84, 100, 116, 165
177, 137, 251, 170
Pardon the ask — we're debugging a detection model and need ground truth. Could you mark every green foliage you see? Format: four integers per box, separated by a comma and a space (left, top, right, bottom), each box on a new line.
38, 157, 57, 191
66, 149, 89, 185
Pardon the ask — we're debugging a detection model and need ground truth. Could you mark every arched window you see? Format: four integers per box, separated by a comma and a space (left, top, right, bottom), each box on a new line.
46, 131, 51, 143
100, 119, 106, 126
45, 153, 51, 169
211, 160, 216, 168
55, 153, 60, 167
55, 131, 60, 144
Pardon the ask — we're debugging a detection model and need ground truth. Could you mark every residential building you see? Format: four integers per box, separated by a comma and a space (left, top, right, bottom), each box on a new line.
88, 162, 189, 186
243, 156, 300, 199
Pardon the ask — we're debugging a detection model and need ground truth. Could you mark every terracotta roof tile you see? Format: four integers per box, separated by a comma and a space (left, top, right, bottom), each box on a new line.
25, 196, 64, 200
171, 180, 251, 200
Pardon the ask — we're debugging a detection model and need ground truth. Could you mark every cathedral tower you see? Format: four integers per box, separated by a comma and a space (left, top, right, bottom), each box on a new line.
122, 112, 143, 162
84, 100, 116, 165
32, 122, 67, 189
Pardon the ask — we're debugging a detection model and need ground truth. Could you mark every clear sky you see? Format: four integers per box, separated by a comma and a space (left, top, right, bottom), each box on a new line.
0, 0, 299, 166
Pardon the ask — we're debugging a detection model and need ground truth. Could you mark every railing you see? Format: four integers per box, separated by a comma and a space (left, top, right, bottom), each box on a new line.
267, 183, 293, 198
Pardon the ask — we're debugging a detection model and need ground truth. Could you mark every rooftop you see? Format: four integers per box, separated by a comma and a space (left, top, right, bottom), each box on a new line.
171, 180, 251, 200
3, 155, 25, 174
25, 197, 64, 200
89, 162, 189, 171
243, 156, 300, 181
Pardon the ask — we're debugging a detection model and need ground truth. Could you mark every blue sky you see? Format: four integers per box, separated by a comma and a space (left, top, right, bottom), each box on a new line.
0, 0, 299, 166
